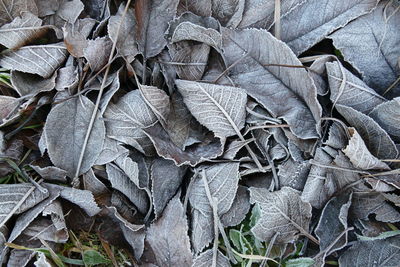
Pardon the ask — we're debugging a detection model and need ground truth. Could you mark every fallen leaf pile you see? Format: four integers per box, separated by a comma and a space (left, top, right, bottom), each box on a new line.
0, 0, 399, 266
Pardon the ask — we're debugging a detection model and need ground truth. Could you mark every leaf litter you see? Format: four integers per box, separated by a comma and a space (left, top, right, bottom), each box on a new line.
0, 0, 399, 266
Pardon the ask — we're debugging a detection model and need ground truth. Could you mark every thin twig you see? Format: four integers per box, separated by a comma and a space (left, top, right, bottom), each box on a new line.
274, 0, 281, 40
72, 0, 132, 187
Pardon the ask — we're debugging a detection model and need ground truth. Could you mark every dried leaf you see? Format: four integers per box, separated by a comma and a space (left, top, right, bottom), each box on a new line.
139, 85, 170, 125
339, 234, 400, 266
211, 0, 245, 28
278, 159, 311, 191
58, 186, 101, 217
0, 43, 68, 78
222, 28, 321, 139
0, 12, 51, 49
249, 186, 312, 243
106, 163, 149, 214
44, 95, 105, 177
11, 71, 56, 97
63, 18, 96, 58
57, 0, 84, 24
350, 192, 400, 223
175, 80, 247, 139
369, 97, 400, 143
104, 90, 157, 155
189, 163, 239, 251
220, 185, 250, 227
0, 0, 38, 26
151, 158, 186, 218
34, 252, 52, 267
327, 61, 386, 113
82, 168, 108, 197
329, 0, 400, 98
108, 3, 138, 61
29, 165, 67, 183
0, 184, 49, 227
193, 249, 230, 267
83, 37, 113, 72
144, 123, 224, 167
178, 0, 212, 17
278, 0, 379, 55
135, 0, 180, 58
343, 128, 390, 170
95, 137, 129, 165
238, 0, 305, 29
146, 196, 193, 266
315, 193, 352, 259
336, 104, 398, 160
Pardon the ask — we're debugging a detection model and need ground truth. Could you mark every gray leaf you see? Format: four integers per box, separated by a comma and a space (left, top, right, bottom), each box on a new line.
315, 193, 352, 258
106, 163, 149, 214
0, 0, 38, 26
336, 104, 398, 160
11, 71, 56, 97
104, 90, 157, 155
165, 92, 192, 149
324, 122, 349, 150
238, 0, 305, 29
0, 96, 20, 127
192, 249, 230, 267
222, 28, 321, 139
29, 165, 67, 183
278, 159, 311, 191
223, 139, 254, 160
343, 128, 390, 170
212, 0, 245, 28
108, 3, 138, 62
151, 158, 186, 218
168, 42, 210, 81
114, 153, 141, 189
350, 192, 400, 223
279, 0, 379, 55
147, 196, 193, 266
0, 43, 68, 78
22, 217, 68, 243
309, 55, 337, 96
175, 79, 247, 139
220, 185, 250, 227
0, 12, 51, 49
105, 206, 145, 260
8, 183, 61, 243
44, 95, 105, 177
55, 63, 79, 92
327, 61, 386, 113
139, 85, 170, 125
339, 234, 400, 267
57, 0, 84, 24
34, 252, 51, 267
83, 37, 112, 72
144, 123, 223, 167
167, 12, 222, 50
329, 0, 400, 98
135, 0, 179, 58
369, 97, 400, 143
0, 184, 49, 226
189, 163, 239, 252
95, 137, 129, 165
178, 0, 212, 17
249, 186, 312, 243
82, 168, 108, 197
63, 18, 96, 58
58, 186, 101, 217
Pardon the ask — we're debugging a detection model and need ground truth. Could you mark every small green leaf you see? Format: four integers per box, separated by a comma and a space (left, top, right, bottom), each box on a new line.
83, 250, 110, 265
285, 257, 315, 267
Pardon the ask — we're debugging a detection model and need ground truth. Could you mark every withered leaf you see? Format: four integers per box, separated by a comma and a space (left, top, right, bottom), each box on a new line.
220, 185, 250, 227
0, 12, 51, 49
327, 61, 386, 114
212, 0, 245, 28
0, 0, 38, 26
336, 104, 398, 160
330, 0, 400, 98
151, 158, 186, 218
193, 249, 230, 267
369, 97, 400, 143
146, 196, 192, 266
175, 79, 247, 139
0, 43, 68, 78
135, 0, 179, 58
104, 90, 157, 155
11, 71, 56, 97
83, 37, 113, 72
222, 28, 321, 139
44, 95, 105, 177
278, 0, 379, 55
250, 186, 312, 243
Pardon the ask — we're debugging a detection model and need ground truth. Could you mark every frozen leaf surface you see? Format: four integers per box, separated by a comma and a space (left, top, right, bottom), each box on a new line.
369, 97, 400, 143
44, 96, 105, 177
0, 0, 38, 26
222, 28, 321, 139
0, 43, 68, 78
193, 249, 230, 267
146, 196, 192, 266
250, 186, 312, 243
